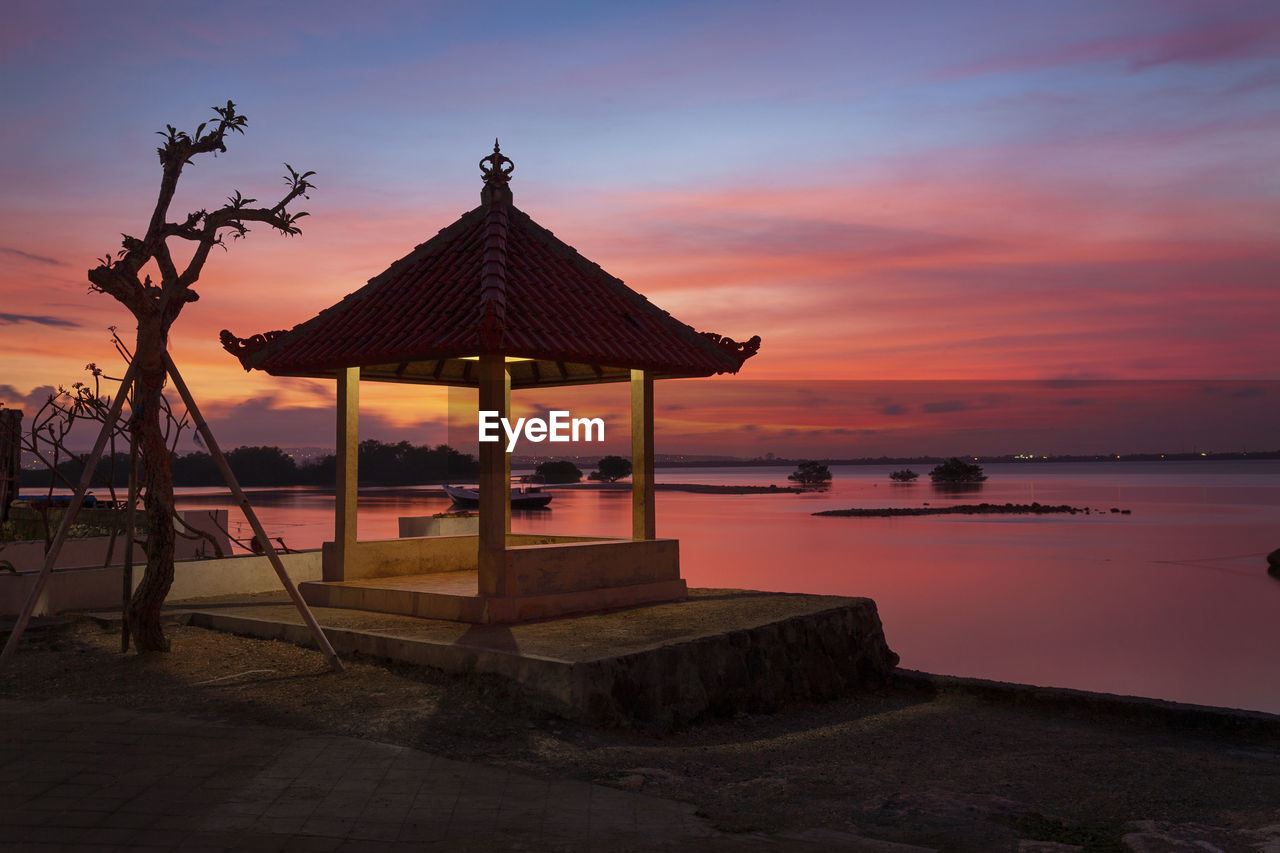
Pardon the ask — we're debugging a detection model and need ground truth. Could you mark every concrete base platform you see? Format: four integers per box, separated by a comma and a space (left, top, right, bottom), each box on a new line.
299, 570, 689, 624
177, 588, 899, 731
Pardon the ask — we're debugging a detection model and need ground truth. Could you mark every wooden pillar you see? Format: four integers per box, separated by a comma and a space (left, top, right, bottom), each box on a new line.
504, 368, 512, 535
631, 369, 655, 540
333, 367, 359, 582
478, 354, 509, 594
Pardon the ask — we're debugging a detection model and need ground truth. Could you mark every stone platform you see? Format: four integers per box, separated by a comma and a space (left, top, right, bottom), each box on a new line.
171, 588, 899, 731
299, 570, 689, 624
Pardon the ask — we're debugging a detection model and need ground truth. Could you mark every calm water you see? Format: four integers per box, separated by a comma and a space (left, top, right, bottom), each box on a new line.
176, 461, 1280, 714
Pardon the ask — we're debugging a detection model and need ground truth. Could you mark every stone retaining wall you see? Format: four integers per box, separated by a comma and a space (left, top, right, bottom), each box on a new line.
186, 595, 899, 732
567, 600, 899, 730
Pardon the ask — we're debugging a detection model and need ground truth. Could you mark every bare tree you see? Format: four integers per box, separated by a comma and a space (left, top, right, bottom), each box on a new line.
2, 331, 203, 553
12, 358, 133, 552
87, 101, 313, 651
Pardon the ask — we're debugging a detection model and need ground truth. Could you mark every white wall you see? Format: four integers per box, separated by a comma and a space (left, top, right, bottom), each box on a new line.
0, 549, 323, 617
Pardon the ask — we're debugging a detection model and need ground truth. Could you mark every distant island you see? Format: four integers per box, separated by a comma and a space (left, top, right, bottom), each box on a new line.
814, 502, 1126, 518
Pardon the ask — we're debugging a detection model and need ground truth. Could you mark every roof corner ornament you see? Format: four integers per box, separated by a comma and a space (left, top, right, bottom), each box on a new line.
699, 331, 762, 366
220, 328, 287, 370
480, 139, 514, 185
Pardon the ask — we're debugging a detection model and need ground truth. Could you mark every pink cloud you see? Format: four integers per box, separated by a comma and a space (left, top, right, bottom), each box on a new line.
638, 380, 1280, 458
939, 14, 1280, 79
193, 395, 450, 452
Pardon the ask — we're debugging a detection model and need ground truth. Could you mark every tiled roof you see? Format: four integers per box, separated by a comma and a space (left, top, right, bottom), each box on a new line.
221, 144, 759, 389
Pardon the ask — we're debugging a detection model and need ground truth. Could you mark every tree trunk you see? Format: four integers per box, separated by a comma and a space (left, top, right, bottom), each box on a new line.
126, 323, 176, 652
0, 409, 21, 527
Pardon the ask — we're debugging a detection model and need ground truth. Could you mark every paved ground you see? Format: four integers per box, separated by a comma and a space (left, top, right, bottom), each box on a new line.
7, 618, 1280, 853
0, 698, 725, 853
1, 698, 928, 853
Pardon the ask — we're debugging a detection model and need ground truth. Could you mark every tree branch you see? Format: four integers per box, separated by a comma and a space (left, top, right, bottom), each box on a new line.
88, 103, 314, 338
151, 242, 180, 287
178, 165, 313, 287
146, 101, 246, 244
87, 265, 146, 315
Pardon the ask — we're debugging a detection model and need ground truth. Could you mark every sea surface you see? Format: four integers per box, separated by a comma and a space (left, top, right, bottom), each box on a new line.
173, 460, 1280, 714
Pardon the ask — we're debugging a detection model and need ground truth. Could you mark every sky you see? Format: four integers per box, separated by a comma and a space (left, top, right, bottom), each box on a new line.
1, 0, 1277, 458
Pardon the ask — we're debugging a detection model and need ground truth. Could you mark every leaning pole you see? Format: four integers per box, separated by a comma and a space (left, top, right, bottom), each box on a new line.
0, 361, 138, 667
163, 355, 343, 672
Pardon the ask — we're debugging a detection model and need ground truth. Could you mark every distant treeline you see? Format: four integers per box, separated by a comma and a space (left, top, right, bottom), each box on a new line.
19, 440, 478, 490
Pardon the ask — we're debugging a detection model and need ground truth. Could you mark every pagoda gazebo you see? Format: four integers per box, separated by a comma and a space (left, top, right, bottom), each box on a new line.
222, 143, 759, 623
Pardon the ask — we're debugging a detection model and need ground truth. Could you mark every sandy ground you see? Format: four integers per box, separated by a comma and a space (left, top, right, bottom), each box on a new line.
3, 618, 1279, 852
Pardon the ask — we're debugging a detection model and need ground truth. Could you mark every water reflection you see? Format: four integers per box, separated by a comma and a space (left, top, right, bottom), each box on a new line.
930, 482, 985, 495
174, 462, 1280, 713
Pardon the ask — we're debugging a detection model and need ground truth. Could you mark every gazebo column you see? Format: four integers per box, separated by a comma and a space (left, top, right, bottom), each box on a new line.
631, 369, 655, 540
477, 354, 510, 594
504, 367, 512, 534
333, 366, 359, 581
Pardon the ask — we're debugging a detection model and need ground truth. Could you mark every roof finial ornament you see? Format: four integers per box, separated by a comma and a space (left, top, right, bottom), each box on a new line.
480, 139, 514, 185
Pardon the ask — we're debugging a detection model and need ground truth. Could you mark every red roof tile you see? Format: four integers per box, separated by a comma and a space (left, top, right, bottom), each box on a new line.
222, 143, 759, 388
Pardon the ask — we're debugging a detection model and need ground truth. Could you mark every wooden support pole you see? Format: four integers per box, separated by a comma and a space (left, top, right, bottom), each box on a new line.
477, 354, 509, 595
1, 361, 138, 667
165, 356, 343, 673
631, 369, 655, 540
334, 367, 359, 582
120, 442, 139, 653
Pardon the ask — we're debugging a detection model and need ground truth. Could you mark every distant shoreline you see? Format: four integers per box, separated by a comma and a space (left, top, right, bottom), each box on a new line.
626, 451, 1280, 468
24, 454, 1278, 501
814, 502, 1127, 518
165, 482, 804, 500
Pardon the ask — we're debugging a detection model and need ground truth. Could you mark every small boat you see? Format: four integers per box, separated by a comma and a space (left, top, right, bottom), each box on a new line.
443, 483, 552, 509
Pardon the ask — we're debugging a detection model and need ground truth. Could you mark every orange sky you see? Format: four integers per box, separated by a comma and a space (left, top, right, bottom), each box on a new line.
2, 2, 1277, 457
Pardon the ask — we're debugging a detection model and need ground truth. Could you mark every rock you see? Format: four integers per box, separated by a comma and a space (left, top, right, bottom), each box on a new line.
1122, 819, 1280, 851
613, 774, 646, 791
867, 790, 1051, 849
815, 503, 1090, 518
726, 775, 790, 800
612, 766, 686, 792
780, 827, 939, 851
